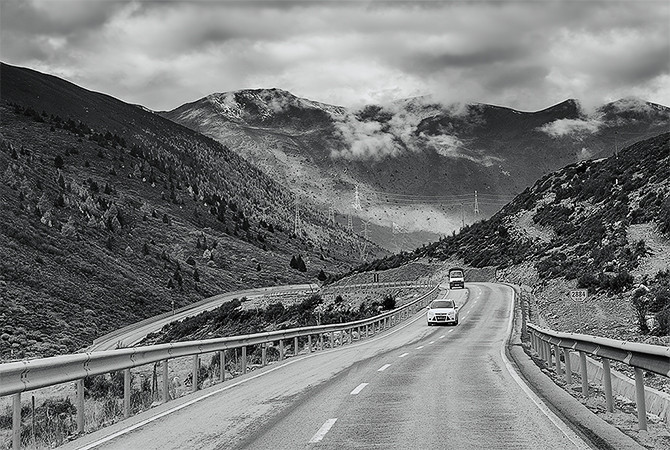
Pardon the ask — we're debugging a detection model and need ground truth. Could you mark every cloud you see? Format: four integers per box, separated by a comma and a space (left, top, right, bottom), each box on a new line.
419, 133, 502, 166
1, 1, 668, 111
539, 117, 604, 138
331, 113, 403, 161
608, 96, 660, 115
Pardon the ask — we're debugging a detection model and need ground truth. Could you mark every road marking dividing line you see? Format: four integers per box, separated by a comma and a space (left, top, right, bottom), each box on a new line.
416, 345, 424, 349
439, 335, 445, 339
399, 352, 409, 358
350, 383, 369, 395
429, 341, 435, 344
448, 330, 454, 333
309, 418, 338, 443
378, 364, 391, 372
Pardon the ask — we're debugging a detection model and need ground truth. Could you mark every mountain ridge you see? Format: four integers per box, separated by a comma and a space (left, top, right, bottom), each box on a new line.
161, 88, 670, 251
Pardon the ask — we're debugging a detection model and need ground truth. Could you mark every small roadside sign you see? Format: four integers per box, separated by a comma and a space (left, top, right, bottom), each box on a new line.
570, 289, 588, 302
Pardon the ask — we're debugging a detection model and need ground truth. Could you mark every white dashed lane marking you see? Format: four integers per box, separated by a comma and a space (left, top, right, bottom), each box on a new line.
429, 341, 435, 344
399, 352, 409, 358
416, 345, 424, 349
309, 418, 338, 443
350, 383, 369, 395
439, 335, 445, 339
378, 364, 391, 372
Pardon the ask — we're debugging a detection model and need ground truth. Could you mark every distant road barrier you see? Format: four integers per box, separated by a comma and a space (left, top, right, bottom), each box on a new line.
90, 284, 318, 351
1, 282, 437, 450
528, 322, 670, 431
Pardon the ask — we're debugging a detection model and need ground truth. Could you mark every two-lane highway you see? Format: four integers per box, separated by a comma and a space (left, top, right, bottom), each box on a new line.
63, 283, 588, 450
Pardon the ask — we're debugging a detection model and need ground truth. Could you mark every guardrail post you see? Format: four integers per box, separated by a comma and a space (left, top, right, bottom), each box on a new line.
294, 337, 299, 356
279, 340, 285, 360
357, 326, 361, 340
545, 341, 552, 367
163, 359, 170, 402
365, 324, 369, 338
602, 358, 614, 413
532, 332, 537, 353
12, 392, 20, 450
124, 368, 131, 418
308, 335, 312, 352
554, 344, 562, 376
76, 378, 85, 433
192, 355, 199, 393
220, 351, 226, 380
261, 345, 267, 366
634, 367, 648, 431
564, 349, 573, 385
579, 351, 588, 396
319, 333, 324, 350
242, 346, 247, 374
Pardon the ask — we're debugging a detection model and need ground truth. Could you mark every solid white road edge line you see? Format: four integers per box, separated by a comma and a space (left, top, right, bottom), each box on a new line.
309, 418, 338, 443
377, 364, 391, 372
350, 383, 369, 395
74, 302, 428, 449
500, 287, 590, 450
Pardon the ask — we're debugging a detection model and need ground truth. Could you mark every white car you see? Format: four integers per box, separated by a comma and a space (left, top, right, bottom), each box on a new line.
426, 299, 459, 326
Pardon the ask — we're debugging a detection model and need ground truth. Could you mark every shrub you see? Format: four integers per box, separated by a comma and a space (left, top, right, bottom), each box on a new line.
382, 294, 396, 310
631, 288, 651, 334
654, 307, 670, 336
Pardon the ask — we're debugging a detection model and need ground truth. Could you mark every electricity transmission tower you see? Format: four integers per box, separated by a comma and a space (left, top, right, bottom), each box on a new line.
356, 220, 370, 262
474, 190, 480, 216
353, 185, 362, 211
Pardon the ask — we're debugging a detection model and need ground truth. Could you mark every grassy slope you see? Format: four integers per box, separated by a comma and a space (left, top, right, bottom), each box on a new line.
0, 64, 385, 360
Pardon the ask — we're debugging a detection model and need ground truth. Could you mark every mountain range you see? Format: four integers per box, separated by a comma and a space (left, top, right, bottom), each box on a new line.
161, 90, 670, 251
0, 63, 381, 359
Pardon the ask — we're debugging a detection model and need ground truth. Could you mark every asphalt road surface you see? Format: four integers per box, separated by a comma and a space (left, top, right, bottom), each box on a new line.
64, 283, 588, 450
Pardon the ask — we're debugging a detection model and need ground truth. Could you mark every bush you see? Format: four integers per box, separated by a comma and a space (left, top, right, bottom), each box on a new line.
382, 294, 396, 310
84, 371, 124, 399
632, 288, 651, 334
654, 307, 670, 336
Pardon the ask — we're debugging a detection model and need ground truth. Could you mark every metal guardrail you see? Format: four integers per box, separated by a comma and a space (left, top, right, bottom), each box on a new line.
325, 281, 433, 290
1, 283, 438, 450
528, 322, 670, 431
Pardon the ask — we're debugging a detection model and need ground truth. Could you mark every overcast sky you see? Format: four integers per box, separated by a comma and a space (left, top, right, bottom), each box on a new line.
2, 0, 669, 112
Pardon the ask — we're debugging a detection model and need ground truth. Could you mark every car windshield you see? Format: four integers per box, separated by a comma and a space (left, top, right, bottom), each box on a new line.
450, 271, 463, 277
431, 300, 454, 309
